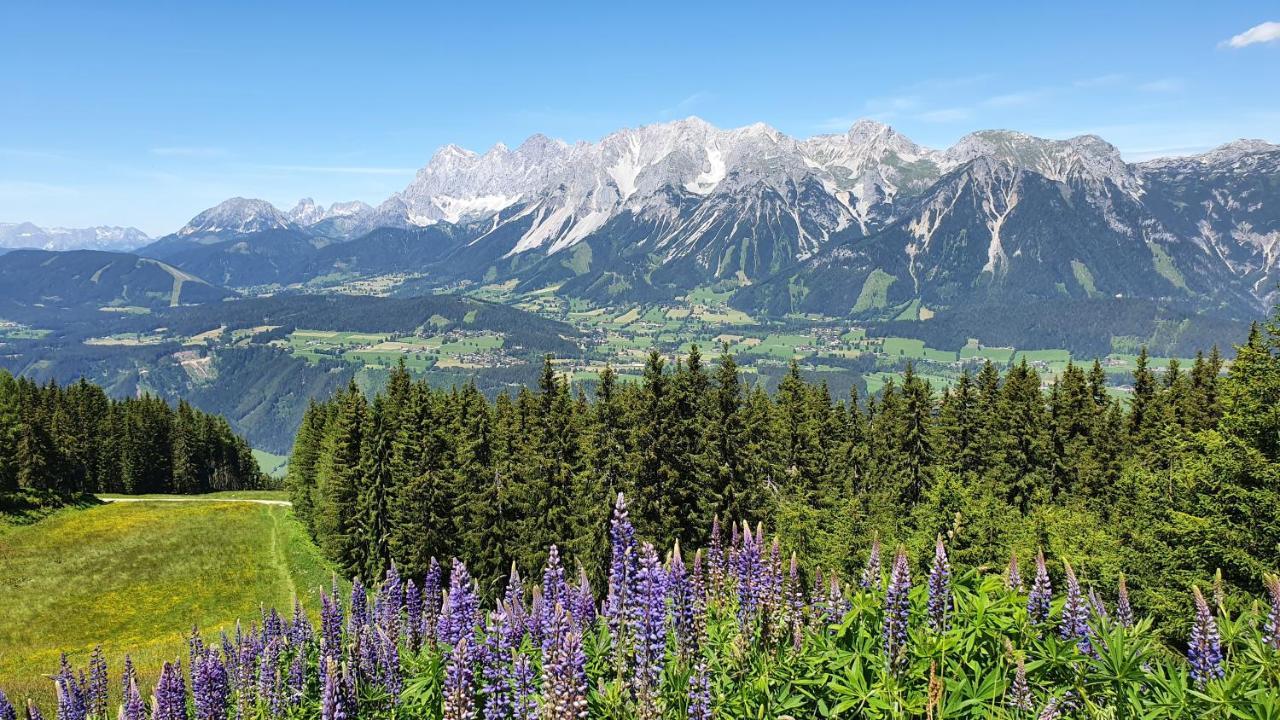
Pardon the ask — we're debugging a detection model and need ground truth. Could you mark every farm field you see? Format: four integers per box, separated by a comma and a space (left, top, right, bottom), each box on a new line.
0, 499, 334, 707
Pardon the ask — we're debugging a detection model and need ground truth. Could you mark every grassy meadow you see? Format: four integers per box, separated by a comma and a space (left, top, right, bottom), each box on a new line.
0, 499, 335, 707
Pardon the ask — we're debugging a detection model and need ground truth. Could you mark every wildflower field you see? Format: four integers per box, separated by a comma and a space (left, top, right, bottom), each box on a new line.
6, 494, 1280, 720
0, 501, 333, 708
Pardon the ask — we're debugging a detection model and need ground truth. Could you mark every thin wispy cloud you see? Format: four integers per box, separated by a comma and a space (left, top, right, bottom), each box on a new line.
983, 88, 1053, 108
916, 107, 971, 123
150, 146, 228, 158
255, 164, 417, 176
1222, 21, 1280, 48
1137, 77, 1184, 93
660, 91, 711, 117
0, 147, 65, 161
1073, 74, 1126, 88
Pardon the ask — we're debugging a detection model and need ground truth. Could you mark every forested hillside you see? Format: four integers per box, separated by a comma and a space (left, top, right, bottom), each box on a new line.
288, 310, 1280, 626
0, 372, 266, 509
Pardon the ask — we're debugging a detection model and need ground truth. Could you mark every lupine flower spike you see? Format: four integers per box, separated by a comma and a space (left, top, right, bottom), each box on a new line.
1059, 561, 1092, 655
1007, 654, 1033, 712
1006, 552, 1023, 593
1188, 586, 1224, 688
883, 546, 911, 672
1027, 550, 1052, 626
1116, 574, 1134, 629
927, 535, 952, 632
1263, 574, 1280, 650
860, 533, 882, 590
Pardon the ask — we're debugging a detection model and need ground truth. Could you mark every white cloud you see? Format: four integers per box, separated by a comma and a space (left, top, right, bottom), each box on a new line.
150, 146, 227, 158
1223, 21, 1280, 48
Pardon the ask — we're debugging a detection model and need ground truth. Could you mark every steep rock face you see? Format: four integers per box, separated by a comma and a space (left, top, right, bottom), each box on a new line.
733, 143, 1271, 319
1139, 142, 1280, 307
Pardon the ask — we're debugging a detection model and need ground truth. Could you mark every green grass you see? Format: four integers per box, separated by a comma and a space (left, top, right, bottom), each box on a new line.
0, 500, 333, 706
880, 337, 957, 363
253, 449, 289, 478
96, 490, 290, 501
852, 269, 896, 312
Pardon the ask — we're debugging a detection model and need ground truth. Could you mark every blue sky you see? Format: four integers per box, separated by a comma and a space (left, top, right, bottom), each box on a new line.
1, 1, 1277, 235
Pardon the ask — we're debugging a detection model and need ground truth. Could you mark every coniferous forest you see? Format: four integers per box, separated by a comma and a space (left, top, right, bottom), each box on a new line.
0, 371, 266, 507
287, 308, 1280, 630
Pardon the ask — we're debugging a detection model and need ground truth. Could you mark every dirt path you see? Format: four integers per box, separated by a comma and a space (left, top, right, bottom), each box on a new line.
97, 496, 292, 506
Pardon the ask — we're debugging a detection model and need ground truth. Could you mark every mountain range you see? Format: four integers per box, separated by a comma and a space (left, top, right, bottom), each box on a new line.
0, 222, 150, 252
30, 118, 1280, 322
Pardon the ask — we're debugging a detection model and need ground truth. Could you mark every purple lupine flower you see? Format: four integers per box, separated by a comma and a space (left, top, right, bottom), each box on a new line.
787, 553, 805, 651
319, 657, 348, 720
542, 619, 588, 720
423, 557, 443, 646
1116, 574, 1135, 629
320, 589, 343, 658
1059, 561, 1092, 655
378, 626, 402, 702
405, 579, 422, 649
86, 646, 107, 719
480, 611, 513, 720
258, 639, 282, 719
442, 636, 476, 720
1027, 550, 1052, 626
187, 629, 205, 681
734, 522, 762, 634
538, 545, 569, 639
1188, 586, 1224, 688
54, 657, 86, 720
572, 563, 597, 632
687, 659, 713, 720
286, 652, 306, 708
26, 702, 44, 720
707, 515, 724, 597
633, 542, 668, 714
356, 624, 379, 683
348, 579, 369, 641
191, 651, 229, 720
860, 534, 882, 590
439, 559, 481, 646
927, 536, 952, 633
606, 493, 639, 649
121, 674, 145, 720
1263, 575, 1280, 650
152, 661, 187, 720
262, 607, 283, 644
1007, 655, 1033, 712
760, 537, 784, 640
691, 549, 708, 645
381, 562, 404, 626
501, 564, 528, 646
826, 576, 851, 624
1, 690, 18, 720
1036, 696, 1063, 720
1006, 552, 1024, 593
883, 547, 911, 672
510, 654, 538, 720
1089, 589, 1109, 625
808, 567, 825, 628
120, 655, 137, 715
668, 543, 695, 656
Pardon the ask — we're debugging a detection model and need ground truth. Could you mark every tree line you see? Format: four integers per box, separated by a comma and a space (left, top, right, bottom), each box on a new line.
0, 371, 266, 505
287, 312, 1280, 625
